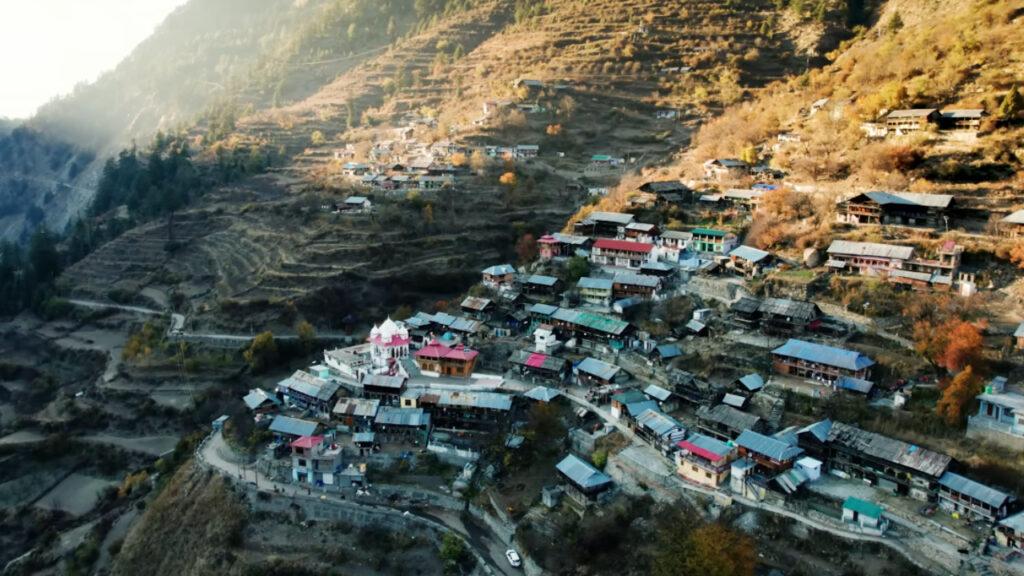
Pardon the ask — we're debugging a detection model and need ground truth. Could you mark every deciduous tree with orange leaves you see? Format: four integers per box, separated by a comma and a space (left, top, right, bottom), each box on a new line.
937, 365, 983, 425
913, 318, 985, 373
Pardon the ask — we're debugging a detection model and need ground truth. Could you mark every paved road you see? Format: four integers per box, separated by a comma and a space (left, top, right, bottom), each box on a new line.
198, 431, 513, 575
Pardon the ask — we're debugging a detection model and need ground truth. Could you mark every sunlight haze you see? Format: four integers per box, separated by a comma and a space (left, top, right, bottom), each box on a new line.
0, 0, 188, 119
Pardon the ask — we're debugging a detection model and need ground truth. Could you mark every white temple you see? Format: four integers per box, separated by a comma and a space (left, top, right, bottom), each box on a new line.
369, 317, 410, 371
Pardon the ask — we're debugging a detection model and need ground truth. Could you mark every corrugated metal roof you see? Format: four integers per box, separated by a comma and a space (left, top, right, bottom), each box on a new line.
887, 108, 938, 118
461, 296, 493, 311
526, 275, 560, 287
938, 472, 1011, 509
524, 386, 562, 402
556, 454, 613, 489
577, 277, 613, 290
528, 303, 558, 316
483, 264, 517, 275
278, 371, 341, 402
758, 298, 820, 321
426, 390, 513, 411
1000, 511, 1024, 532
738, 373, 764, 391
655, 344, 682, 359
660, 230, 693, 240
837, 376, 874, 394
613, 272, 660, 288
862, 191, 953, 208
1002, 210, 1024, 225
844, 497, 883, 519
333, 398, 380, 418
593, 239, 654, 253
636, 409, 685, 437
730, 245, 770, 263
577, 357, 621, 381
678, 433, 733, 461
353, 432, 376, 443
723, 393, 747, 408
772, 339, 875, 371
828, 422, 951, 478
643, 384, 672, 401
736, 429, 804, 462
827, 240, 914, 260
365, 374, 407, 390
799, 419, 833, 443
627, 400, 660, 418
243, 388, 280, 410
269, 415, 319, 437
941, 109, 984, 119
374, 407, 430, 427
691, 228, 728, 237
587, 211, 635, 224
697, 404, 761, 431
552, 308, 630, 336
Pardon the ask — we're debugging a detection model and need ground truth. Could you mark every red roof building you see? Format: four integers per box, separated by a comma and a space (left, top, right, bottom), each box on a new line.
590, 239, 655, 270
414, 340, 480, 378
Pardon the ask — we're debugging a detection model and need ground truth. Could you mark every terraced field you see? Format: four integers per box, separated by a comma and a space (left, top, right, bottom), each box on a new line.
61, 0, 842, 331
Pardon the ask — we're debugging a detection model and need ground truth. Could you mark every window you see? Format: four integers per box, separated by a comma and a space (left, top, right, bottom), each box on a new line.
298, 459, 307, 467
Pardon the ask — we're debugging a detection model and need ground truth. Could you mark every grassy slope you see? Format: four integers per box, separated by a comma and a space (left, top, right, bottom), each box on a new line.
112, 461, 246, 576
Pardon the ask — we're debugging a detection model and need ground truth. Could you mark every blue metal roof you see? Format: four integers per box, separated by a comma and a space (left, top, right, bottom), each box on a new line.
655, 344, 682, 359
577, 357, 621, 381
375, 407, 430, 427
729, 245, 770, 263
556, 454, 613, 490
738, 373, 764, 391
938, 472, 1011, 509
682, 433, 733, 459
528, 303, 558, 316
269, 415, 319, 437
837, 376, 874, 394
636, 409, 685, 437
771, 339, 874, 371
526, 274, 559, 286
577, 277, 613, 290
736, 429, 804, 462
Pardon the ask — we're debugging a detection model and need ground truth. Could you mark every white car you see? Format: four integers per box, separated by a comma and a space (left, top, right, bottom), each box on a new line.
505, 549, 522, 568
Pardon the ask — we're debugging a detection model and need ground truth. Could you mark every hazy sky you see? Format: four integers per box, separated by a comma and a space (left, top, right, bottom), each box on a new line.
0, 0, 188, 119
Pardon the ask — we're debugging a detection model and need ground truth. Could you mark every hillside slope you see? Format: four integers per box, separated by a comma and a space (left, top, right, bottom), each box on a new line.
60, 0, 847, 328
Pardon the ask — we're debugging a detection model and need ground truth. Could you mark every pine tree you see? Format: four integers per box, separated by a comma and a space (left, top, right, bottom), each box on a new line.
999, 84, 1023, 120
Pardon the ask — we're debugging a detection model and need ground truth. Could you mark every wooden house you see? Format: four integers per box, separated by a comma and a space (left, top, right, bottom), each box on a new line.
771, 338, 874, 384
885, 109, 939, 134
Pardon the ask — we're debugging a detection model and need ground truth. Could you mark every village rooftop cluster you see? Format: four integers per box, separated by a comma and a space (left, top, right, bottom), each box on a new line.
231, 172, 1024, 569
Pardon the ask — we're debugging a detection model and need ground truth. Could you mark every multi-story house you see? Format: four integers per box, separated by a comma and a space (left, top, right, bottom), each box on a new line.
573, 211, 635, 238
690, 228, 737, 255
836, 192, 954, 228
967, 376, 1024, 449
611, 272, 660, 300
290, 435, 343, 487
414, 340, 480, 377
675, 433, 737, 488
771, 338, 874, 384
589, 238, 654, 270
658, 230, 692, 262
577, 277, 613, 306
936, 471, 1013, 522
